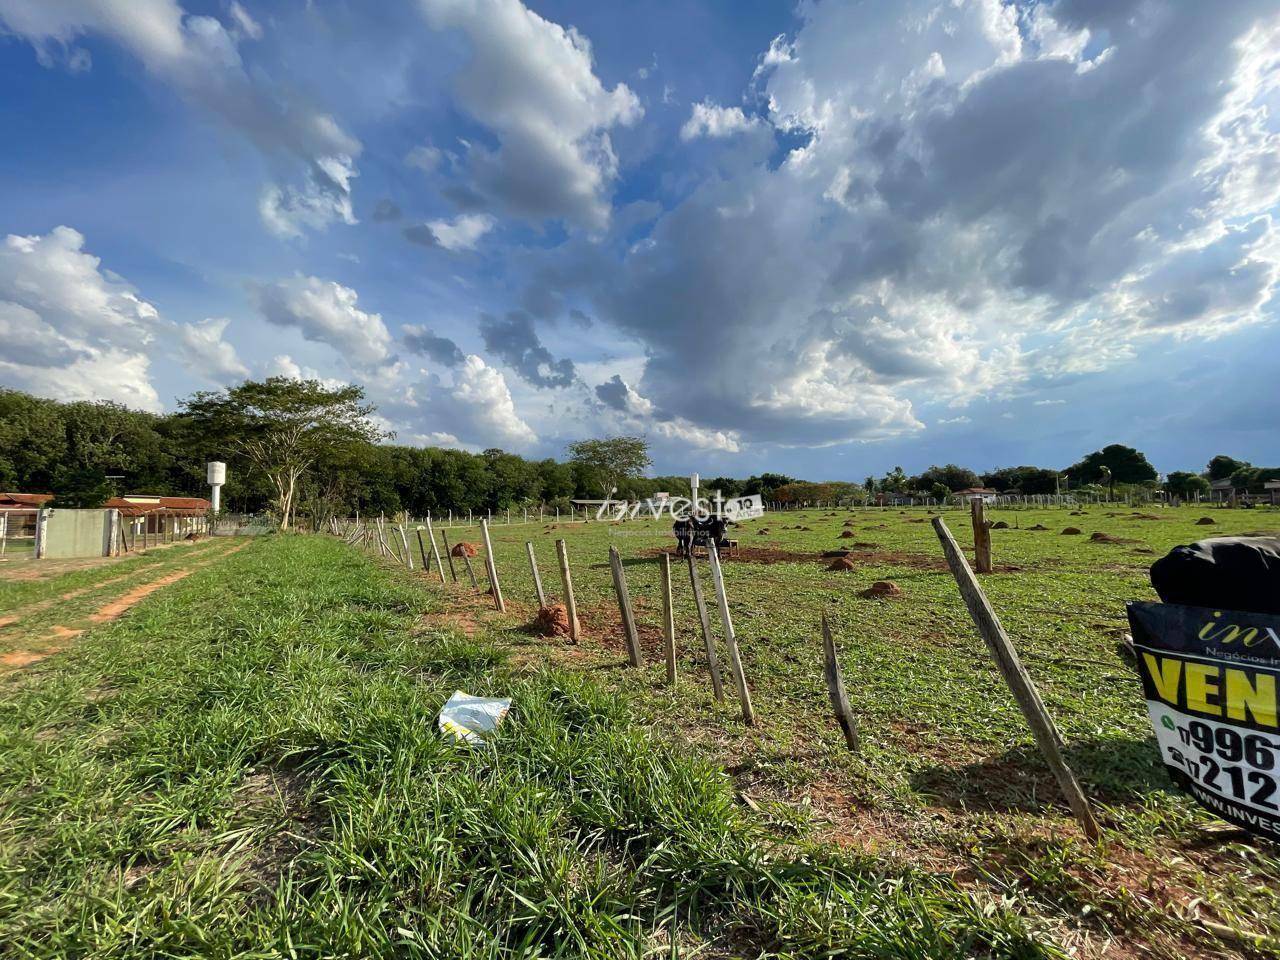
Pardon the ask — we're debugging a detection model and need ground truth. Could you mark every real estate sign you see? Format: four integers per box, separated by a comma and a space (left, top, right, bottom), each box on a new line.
1128, 601, 1280, 840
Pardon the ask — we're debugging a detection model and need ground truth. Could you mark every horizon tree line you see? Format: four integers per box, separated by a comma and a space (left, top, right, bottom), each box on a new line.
0, 381, 1273, 527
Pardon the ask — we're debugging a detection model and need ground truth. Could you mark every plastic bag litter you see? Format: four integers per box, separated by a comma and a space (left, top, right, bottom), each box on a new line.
437, 690, 512, 745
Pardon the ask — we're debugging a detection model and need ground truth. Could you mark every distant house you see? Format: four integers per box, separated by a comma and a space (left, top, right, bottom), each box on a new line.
104, 495, 211, 516
957, 487, 998, 502
1265, 480, 1280, 505
1209, 478, 1236, 502
0, 492, 53, 509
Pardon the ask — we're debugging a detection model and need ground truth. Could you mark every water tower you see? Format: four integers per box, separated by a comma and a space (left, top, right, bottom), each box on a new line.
207, 461, 226, 514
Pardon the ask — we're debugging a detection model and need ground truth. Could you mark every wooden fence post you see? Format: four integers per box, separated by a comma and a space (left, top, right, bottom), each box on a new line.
706, 543, 755, 725
686, 551, 725, 702
932, 516, 1100, 841
440, 530, 459, 583
608, 546, 643, 667
416, 529, 430, 573
971, 498, 993, 574
424, 517, 447, 583
460, 546, 479, 589
555, 539, 580, 642
661, 552, 676, 685
526, 541, 547, 608
398, 524, 414, 568
480, 518, 505, 612
821, 612, 858, 751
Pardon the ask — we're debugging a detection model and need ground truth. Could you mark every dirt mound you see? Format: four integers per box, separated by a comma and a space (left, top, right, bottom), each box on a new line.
1027, 524, 1049, 531
822, 549, 850, 558
1133, 546, 1155, 554
1132, 513, 1162, 520
1195, 517, 1216, 525
533, 603, 572, 637
843, 520, 855, 527
839, 530, 855, 539
991, 521, 1009, 529
451, 541, 479, 557
1070, 511, 1084, 516
1090, 532, 1131, 543
1061, 527, 1083, 535
798, 526, 813, 531
827, 557, 857, 571
757, 528, 770, 535
861, 580, 902, 598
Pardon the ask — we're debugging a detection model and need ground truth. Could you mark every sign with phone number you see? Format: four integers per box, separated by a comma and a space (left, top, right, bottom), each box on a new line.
1128, 601, 1280, 839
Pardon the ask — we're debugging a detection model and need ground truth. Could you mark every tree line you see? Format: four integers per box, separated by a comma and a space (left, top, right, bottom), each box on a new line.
1, 383, 1272, 526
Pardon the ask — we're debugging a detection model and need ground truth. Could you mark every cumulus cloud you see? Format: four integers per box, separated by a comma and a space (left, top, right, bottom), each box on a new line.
401, 325, 465, 366
0, 226, 164, 409
402, 213, 495, 251
479, 311, 575, 387
417, 0, 641, 230
518, 0, 1280, 448
680, 100, 762, 140
0, 0, 361, 238
412, 355, 535, 448
177, 317, 250, 381
592, 374, 739, 452
253, 276, 393, 369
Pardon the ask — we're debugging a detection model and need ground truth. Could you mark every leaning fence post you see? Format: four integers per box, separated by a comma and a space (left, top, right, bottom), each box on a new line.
555, 539, 580, 642
440, 530, 459, 583
932, 516, 1100, 841
685, 551, 725, 702
526, 541, 547, 608
424, 517, 447, 583
971, 498, 993, 574
460, 545, 479, 589
608, 546, 642, 667
821, 612, 858, 751
480, 518, 505, 612
661, 552, 677, 685
397, 524, 414, 569
706, 543, 755, 725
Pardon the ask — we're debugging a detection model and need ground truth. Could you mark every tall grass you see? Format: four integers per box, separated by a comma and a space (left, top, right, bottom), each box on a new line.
0, 536, 1054, 958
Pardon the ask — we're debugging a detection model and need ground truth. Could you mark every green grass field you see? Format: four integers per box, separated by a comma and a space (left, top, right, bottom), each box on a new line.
1, 505, 1278, 957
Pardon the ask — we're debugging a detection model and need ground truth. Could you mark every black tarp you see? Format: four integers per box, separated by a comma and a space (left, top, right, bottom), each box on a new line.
1149, 536, 1280, 615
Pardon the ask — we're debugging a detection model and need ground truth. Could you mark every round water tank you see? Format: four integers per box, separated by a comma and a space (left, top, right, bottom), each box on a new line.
207, 461, 227, 485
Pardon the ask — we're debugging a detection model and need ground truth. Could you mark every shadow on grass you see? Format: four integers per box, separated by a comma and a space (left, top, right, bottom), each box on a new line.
910, 735, 1170, 814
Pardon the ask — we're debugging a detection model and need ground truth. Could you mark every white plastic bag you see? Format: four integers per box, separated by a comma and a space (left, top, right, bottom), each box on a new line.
437, 690, 512, 745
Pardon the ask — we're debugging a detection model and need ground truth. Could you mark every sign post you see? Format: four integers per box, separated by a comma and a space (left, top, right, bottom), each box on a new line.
1129, 601, 1280, 840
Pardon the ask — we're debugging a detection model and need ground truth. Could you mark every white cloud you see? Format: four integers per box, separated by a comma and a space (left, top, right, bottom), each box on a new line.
227, 1, 262, 42
680, 100, 762, 140
411, 355, 536, 449
253, 276, 393, 369
417, 0, 641, 230
0, 0, 361, 239
0, 226, 163, 410
177, 317, 250, 382
426, 212, 496, 252
260, 156, 359, 239
406, 143, 444, 172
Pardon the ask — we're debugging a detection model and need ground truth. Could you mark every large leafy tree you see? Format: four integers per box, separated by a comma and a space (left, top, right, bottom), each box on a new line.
180, 378, 386, 530
1164, 471, 1210, 498
1066, 444, 1157, 494
1207, 455, 1250, 481
567, 436, 652, 495
981, 466, 1060, 495
917, 463, 980, 492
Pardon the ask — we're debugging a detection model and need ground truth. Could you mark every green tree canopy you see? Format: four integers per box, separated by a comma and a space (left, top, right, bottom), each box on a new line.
566, 436, 652, 495
1066, 444, 1157, 491
1207, 455, 1250, 480
180, 378, 386, 529
917, 463, 980, 492
1164, 471, 1210, 498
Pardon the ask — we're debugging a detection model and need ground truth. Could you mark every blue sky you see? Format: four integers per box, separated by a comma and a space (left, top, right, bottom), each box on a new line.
0, 0, 1277, 480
